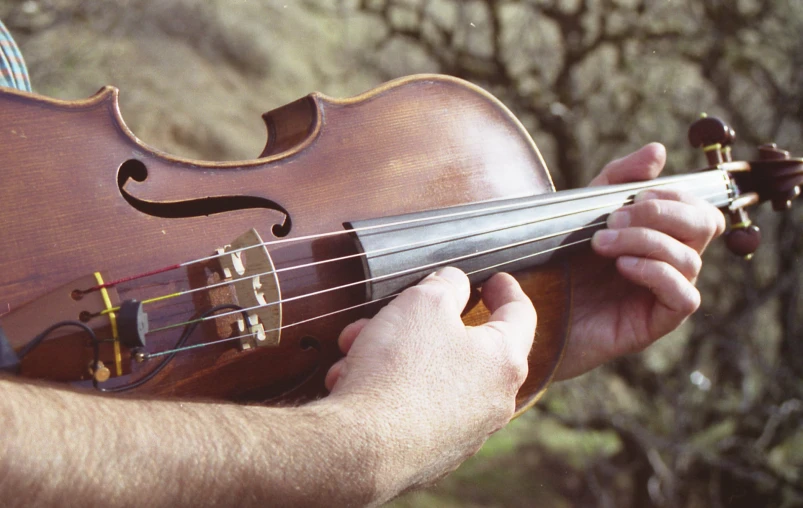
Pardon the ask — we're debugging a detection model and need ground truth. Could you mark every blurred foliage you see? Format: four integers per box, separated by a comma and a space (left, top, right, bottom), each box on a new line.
1, 0, 801, 506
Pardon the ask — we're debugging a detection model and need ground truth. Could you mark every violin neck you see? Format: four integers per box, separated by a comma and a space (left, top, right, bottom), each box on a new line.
348, 169, 734, 300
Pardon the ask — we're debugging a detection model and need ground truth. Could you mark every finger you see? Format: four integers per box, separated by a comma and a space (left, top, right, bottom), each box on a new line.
374, 266, 470, 336
589, 143, 666, 186
338, 318, 370, 354
476, 273, 537, 358
414, 266, 471, 314
607, 198, 723, 253
633, 189, 725, 248
325, 358, 347, 392
592, 227, 702, 281
616, 256, 701, 339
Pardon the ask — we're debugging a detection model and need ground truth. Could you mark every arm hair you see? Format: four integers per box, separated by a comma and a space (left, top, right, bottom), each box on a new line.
0, 377, 387, 507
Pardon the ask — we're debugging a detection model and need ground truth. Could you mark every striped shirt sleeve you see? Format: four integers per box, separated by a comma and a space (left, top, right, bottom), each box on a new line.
0, 19, 31, 91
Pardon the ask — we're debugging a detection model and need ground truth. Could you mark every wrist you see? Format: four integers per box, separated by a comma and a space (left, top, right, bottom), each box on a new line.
319, 392, 441, 506
306, 395, 398, 506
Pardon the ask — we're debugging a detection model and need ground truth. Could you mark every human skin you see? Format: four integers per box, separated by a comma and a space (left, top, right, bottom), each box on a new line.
559, 142, 725, 379
0, 144, 725, 507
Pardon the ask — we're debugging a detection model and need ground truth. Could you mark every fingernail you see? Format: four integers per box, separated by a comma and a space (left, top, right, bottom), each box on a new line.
619, 256, 639, 267
607, 210, 631, 229
593, 229, 618, 247
635, 190, 657, 202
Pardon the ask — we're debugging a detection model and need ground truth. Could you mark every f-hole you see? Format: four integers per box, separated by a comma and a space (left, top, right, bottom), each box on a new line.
117, 159, 292, 237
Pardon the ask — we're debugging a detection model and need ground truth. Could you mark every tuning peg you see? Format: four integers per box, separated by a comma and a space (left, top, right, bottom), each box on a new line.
724, 208, 761, 259
688, 114, 734, 165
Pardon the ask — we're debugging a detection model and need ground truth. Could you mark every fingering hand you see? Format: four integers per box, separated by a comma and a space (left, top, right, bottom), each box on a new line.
556, 143, 726, 380
325, 267, 536, 492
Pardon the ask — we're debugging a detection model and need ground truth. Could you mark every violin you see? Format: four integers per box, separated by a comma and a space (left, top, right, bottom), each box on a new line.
1, 75, 801, 413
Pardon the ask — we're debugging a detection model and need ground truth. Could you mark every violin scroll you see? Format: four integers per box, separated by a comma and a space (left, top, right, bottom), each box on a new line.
688, 116, 803, 258
756, 143, 802, 212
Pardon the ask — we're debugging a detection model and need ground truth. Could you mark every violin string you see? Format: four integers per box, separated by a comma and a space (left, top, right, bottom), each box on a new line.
147, 180, 729, 335
87, 170, 731, 294
142, 183, 732, 358
146, 170, 728, 358
98, 177, 731, 316
145, 236, 593, 358
109, 193, 649, 315
144, 184, 730, 334
146, 294, 398, 358
146, 220, 608, 334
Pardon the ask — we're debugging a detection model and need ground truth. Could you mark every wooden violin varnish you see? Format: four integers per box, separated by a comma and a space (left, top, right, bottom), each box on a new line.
1, 75, 800, 413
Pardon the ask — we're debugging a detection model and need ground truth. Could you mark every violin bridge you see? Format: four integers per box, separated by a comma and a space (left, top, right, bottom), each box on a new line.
217, 229, 282, 350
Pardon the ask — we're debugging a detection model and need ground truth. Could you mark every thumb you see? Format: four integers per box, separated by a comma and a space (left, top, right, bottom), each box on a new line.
590, 143, 666, 186
415, 266, 471, 314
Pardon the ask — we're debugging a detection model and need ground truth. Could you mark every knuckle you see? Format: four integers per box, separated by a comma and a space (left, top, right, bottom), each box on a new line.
639, 199, 663, 221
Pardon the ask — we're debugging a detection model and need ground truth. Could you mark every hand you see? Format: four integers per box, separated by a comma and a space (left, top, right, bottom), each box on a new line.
324, 267, 536, 494
555, 143, 726, 380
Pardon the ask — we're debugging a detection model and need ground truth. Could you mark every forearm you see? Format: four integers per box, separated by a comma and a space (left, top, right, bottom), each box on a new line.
0, 378, 384, 507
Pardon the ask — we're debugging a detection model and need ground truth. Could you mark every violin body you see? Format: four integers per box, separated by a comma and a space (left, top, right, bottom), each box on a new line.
0, 75, 571, 411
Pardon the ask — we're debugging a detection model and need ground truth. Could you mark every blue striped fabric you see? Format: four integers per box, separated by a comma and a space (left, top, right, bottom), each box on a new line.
0, 19, 31, 91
